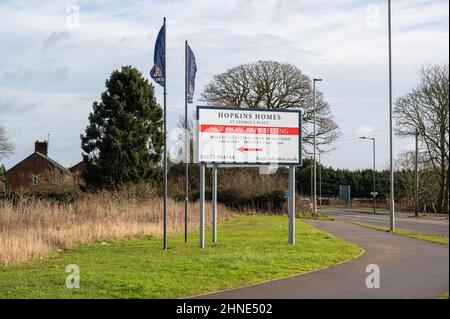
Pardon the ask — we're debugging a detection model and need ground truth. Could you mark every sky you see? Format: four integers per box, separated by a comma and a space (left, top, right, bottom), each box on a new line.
0, 0, 448, 170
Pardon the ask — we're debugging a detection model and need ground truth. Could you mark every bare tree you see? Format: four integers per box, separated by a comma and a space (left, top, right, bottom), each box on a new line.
0, 126, 14, 160
172, 114, 195, 163
201, 60, 340, 152
395, 150, 440, 213
394, 65, 449, 214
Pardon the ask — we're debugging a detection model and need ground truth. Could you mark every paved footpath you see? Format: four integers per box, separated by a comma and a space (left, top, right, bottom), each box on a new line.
196, 221, 449, 299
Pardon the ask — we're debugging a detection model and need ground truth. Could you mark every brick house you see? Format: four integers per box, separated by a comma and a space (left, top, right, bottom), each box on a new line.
69, 160, 87, 176
6, 140, 84, 192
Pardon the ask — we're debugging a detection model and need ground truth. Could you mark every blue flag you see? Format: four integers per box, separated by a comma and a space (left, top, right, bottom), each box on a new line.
187, 45, 197, 103
150, 24, 165, 87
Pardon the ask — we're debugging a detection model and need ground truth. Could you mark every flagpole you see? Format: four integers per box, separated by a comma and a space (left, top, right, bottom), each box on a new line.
184, 40, 189, 243
163, 17, 168, 250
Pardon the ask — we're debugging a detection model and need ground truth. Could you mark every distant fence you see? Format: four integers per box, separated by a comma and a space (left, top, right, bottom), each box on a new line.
316, 196, 429, 213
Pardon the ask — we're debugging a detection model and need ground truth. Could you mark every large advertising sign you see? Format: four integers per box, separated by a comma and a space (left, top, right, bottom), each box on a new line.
196, 106, 302, 165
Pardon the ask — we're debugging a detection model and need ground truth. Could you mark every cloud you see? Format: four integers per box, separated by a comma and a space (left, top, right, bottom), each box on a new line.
0, 0, 448, 170
357, 126, 375, 138
0, 94, 41, 115
0, 88, 94, 168
3, 67, 71, 82
42, 31, 72, 49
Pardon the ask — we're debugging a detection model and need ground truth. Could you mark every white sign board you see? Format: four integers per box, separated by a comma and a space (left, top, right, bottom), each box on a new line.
196, 106, 302, 165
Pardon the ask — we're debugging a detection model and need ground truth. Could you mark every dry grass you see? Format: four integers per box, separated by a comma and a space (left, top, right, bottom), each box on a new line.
217, 168, 288, 196
0, 191, 235, 266
169, 166, 288, 199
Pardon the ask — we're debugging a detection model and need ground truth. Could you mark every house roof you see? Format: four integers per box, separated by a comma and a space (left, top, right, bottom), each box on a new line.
35, 152, 72, 174
7, 152, 72, 175
69, 160, 86, 172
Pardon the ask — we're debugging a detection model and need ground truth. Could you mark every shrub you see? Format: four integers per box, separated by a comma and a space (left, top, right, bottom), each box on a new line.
189, 189, 286, 213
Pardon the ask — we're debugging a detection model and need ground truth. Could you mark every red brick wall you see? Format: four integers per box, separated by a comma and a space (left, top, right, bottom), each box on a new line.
7, 153, 58, 191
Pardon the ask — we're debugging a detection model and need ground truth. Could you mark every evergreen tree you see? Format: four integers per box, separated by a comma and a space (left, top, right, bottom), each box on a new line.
81, 66, 163, 188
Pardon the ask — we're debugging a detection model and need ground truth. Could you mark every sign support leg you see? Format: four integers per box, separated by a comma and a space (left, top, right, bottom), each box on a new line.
212, 165, 217, 243
288, 165, 296, 245
199, 164, 205, 248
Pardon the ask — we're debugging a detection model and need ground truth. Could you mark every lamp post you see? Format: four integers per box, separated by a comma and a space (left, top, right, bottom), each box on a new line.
313, 78, 322, 214
359, 136, 376, 214
388, 0, 395, 231
414, 128, 419, 217
319, 152, 322, 208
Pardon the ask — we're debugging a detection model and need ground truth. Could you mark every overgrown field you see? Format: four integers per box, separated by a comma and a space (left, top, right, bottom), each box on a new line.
0, 188, 234, 265
0, 215, 361, 298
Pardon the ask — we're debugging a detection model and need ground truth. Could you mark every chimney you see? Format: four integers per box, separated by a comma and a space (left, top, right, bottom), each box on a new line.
35, 140, 48, 156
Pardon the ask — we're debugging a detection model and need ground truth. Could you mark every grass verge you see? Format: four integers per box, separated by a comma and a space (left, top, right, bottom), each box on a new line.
347, 221, 449, 246
0, 215, 361, 298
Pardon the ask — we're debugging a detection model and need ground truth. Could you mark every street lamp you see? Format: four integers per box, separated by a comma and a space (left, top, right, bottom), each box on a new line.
318, 151, 322, 208
313, 78, 322, 214
359, 136, 376, 214
388, 0, 395, 231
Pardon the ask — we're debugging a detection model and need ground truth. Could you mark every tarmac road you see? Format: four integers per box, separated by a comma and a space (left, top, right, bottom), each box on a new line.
321, 209, 449, 236
195, 221, 449, 299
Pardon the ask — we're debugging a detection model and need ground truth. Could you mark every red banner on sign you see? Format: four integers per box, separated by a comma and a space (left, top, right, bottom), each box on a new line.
200, 124, 298, 135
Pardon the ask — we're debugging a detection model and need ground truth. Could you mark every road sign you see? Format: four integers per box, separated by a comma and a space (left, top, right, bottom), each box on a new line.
196, 106, 302, 165
371, 192, 378, 197
339, 185, 351, 204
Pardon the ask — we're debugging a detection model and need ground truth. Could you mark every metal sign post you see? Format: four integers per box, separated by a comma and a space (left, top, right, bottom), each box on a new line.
199, 163, 205, 248
212, 165, 217, 243
288, 165, 296, 245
